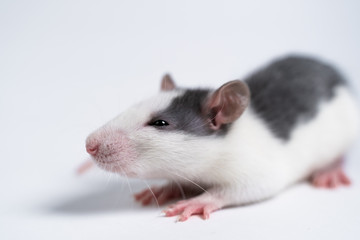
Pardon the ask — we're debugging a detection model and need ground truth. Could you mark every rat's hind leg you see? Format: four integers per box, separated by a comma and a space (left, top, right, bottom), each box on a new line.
310, 157, 351, 188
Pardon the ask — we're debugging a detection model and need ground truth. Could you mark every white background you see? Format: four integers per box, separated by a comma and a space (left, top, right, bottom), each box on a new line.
1, 0, 360, 239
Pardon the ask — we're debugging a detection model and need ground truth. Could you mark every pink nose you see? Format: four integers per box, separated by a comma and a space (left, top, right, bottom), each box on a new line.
86, 141, 99, 156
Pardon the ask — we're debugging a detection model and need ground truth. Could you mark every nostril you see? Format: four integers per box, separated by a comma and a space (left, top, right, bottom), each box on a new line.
86, 142, 99, 156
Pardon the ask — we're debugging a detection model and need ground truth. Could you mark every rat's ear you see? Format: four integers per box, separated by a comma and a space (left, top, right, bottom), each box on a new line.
205, 80, 250, 130
161, 74, 176, 91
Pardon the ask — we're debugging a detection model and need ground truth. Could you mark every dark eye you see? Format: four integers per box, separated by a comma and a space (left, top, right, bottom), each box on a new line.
149, 120, 169, 127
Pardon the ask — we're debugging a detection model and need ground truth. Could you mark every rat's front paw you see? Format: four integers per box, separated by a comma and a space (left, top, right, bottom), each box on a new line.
134, 184, 183, 206
164, 197, 222, 221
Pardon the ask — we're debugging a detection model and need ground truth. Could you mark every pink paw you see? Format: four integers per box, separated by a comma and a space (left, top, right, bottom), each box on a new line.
76, 160, 94, 175
164, 198, 221, 221
311, 159, 351, 188
134, 185, 183, 206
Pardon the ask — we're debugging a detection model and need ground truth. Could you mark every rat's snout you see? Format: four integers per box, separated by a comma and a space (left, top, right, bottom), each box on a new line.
85, 132, 103, 157
86, 140, 99, 156
85, 128, 136, 167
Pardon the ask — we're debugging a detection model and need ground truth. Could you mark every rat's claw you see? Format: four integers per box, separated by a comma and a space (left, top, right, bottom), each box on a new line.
203, 204, 218, 219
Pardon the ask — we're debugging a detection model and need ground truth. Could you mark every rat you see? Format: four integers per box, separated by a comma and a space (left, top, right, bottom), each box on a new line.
84, 55, 359, 221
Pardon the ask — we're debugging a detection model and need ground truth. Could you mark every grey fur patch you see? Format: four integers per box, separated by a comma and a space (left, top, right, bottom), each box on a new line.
245, 55, 346, 140
150, 89, 230, 136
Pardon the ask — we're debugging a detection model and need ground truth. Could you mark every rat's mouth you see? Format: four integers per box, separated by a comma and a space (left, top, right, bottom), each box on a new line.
92, 153, 121, 166
98, 162, 121, 171
92, 154, 136, 176
94, 158, 124, 172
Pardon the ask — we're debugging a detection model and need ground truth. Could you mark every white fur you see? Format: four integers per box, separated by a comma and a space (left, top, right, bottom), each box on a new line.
211, 86, 360, 203
89, 86, 359, 206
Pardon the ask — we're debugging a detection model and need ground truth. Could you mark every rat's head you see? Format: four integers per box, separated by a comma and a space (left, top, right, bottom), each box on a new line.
85, 75, 250, 179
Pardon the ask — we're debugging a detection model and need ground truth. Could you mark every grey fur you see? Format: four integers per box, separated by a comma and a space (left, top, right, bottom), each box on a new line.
245, 55, 346, 140
150, 89, 230, 136
152, 55, 345, 139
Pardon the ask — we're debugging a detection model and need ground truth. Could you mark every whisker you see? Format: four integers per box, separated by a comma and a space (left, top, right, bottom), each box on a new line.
143, 180, 160, 209
173, 179, 186, 200
105, 169, 113, 187
118, 164, 133, 195
156, 166, 208, 194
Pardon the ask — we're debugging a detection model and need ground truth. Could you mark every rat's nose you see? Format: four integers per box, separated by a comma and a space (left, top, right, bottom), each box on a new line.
86, 141, 99, 156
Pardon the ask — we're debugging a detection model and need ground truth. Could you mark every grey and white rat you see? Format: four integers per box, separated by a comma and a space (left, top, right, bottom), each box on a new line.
85, 56, 359, 221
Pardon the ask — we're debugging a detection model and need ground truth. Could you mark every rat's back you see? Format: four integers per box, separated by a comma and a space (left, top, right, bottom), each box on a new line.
246, 56, 347, 140
235, 56, 359, 193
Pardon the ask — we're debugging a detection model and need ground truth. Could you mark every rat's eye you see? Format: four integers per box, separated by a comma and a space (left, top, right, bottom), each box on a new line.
149, 120, 169, 127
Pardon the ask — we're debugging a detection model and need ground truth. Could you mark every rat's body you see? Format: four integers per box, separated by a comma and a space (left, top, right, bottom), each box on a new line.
86, 56, 359, 221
